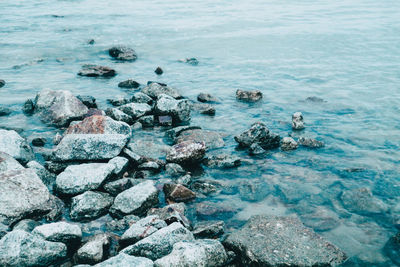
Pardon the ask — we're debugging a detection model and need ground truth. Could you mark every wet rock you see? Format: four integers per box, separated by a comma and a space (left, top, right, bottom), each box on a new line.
106, 214, 140, 233
131, 92, 154, 105
56, 163, 115, 195
118, 102, 152, 120
155, 239, 227, 267
191, 180, 220, 195
166, 140, 206, 164
193, 220, 225, 239
0, 106, 12, 116
110, 180, 159, 218
192, 102, 216, 115
196, 201, 236, 220
163, 183, 196, 202
32, 222, 82, 245
32, 137, 46, 147
103, 178, 141, 196
165, 163, 186, 177
70, 191, 114, 221
203, 154, 241, 168
78, 65, 116, 77
298, 137, 325, 148
155, 94, 191, 123
0, 169, 54, 225
13, 219, 40, 232
77, 95, 97, 109
281, 136, 298, 151
88, 39, 95, 45
118, 79, 140, 89
138, 161, 161, 172
23, 99, 35, 114
0, 223, 8, 239
197, 93, 218, 103
384, 231, 400, 266
0, 130, 34, 164
65, 115, 131, 136
235, 122, 280, 150
45, 195, 65, 222
121, 215, 167, 246
0, 152, 24, 173
305, 96, 325, 103
93, 253, 153, 267
109, 46, 137, 61
45, 161, 71, 174
292, 111, 305, 130
139, 115, 154, 127
236, 89, 262, 102
122, 222, 195, 260
239, 178, 271, 202
155, 66, 163, 75
224, 215, 347, 266
147, 203, 191, 229
0, 230, 67, 267
0, 79, 5, 88
300, 210, 340, 232
341, 187, 388, 215
165, 125, 202, 141
107, 96, 131, 107
175, 129, 225, 150
27, 160, 56, 187
108, 156, 129, 177
249, 143, 267, 155
142, 82, 181, 99
52, 134, 128, 161
76, 234, 111, 264
178, 58, 199, 65
126, 139, 171, 161
105, 108, 132, 124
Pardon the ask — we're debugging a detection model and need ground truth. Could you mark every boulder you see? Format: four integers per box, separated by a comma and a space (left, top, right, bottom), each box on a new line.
236, 89, 262, 102
203, 154, 241, 168
224, 215, 347, 266
32, 222, 82, 245
103, 178, 141, 196
70, 191, 114, 221
108, 156, 129, 176
109, 46, 137, 61
298, 137, 325, 148
126, 139, 171, 161
155, 94, 191, 123
65, 115, 131, 136
78, 65, 116, 77
0, 169, 54, 225
0, 152, 24, 173
165, 163, 186, 177
281, 137, 298, 151
105, 108, 132, 124
27, 161, 56, 187
56, 163, 115, 195
0, 130, 34, 164
121, 215, 167, 246
341, 188, 388, 215
110, 180, 159, 218
0, 230, 67, 266
118, 79, 140, 89
197, 93, 218, 103
118, 103, 152, 120
76, 234, 111, 264
234, 122, 280, 150
142, 82, 181, 99
154, 239, 227, 267
292, 112, 305, 130
193, 220, 225, 239
175, 129, 225, 150
93, 253, 153, 267
131, 92, 154, 105
122, 222, 195, 260
163, 183, 196, 202
166, 140, 206, 164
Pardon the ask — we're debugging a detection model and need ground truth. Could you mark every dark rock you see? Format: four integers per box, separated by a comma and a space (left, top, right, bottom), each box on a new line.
121, 215, 167, 246
154, 66, 163, 75
103, 178, 141, 196
192, 102, 216, 115
45, 161, 71, 174
292, 112, 305, 130
45, 195, 65, 222
236, 89, 262, 102
76, 234, 111, 264
109, 46, 137, 61
163, 183, 196, 202
131, 92, 153, 105
178, 58, 199, 65
22, 99, 35, 114
298, 137, 325, 148
197, 93, 218, 103
341, 187, 388, 215
249, 143, 267, 155
107, 96, 131, 107
118, 79, 140, 89
193, 220, 225, 239
0, 106, 12, 116
281, 136, 298, 151
0, 130, 34, 164
32, 222, 82, 245
142, 83, 181, 99
166, 140, 206, 164
147, 81, 167, 86
305, 96, 325, 103
203, 154, 241, 168
78, 65, 116, 78
224, 215, 347, 266
175, 129, 225, 150
31, 137, 46, 147
155, 94, 191, 123
0, 79, 5, 88
235, 122, 280, 150
147, 203, 191, 229
106, 214, 140, 233
384, 231, 400, 266
88, 39, 95, 45
93, 253, 153, 266
77, 95, 97, 108
70, 191, 114, 221
138, 161, 161, 172
139, 115, 154, 128
105, 108, 132, 124
191, 180, 220, 195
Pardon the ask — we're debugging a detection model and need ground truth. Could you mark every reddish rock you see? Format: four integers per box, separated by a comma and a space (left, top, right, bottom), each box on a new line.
163, 183, 196, 202
65, 115, 131, 136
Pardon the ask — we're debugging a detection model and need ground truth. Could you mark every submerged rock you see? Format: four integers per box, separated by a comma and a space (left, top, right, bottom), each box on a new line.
165, 163, 186, 177
163, 183, 196, 202
109, 46, 137, 61
78, 65, 116, 77
0, 130, 34, 164
178, 58, 199, 65
0, 106, 12, 116
281, 137, 298, 151
31, 137, 46, 147
155, 94, 191, 123
341, 187, 388, 215
121, 215, 167, 246
298, 137, 325, 148
142, 82, 181, 99
23, 99, 35, 114
292, 112, 305, 130
126, 139, 171, 161
166, 140, 206, 164
224, 215, 347, 266
236, 89, 262, 102
203, 154, 241, 168
175, 129, 225, 150
193, 220, 225, 239
192, 102, 216, 115
235, 122, 280, 150
118, 79, 140, 89
76, 234, 111, 264
93, 253, 153, 267
70, 191, 114, 221
238, 178, 271, 202
147, 203, 191, 229
32, 222, 82, 245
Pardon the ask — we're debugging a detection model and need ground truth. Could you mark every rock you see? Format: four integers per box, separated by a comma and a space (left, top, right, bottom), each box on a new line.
119, 79, 140, 89
238, 178, 271, 202
0, 169, 54, 225
197, 93, 218, 103
109, 46, 137, 61
298, 137, 324, 148
0, 152, 24, 173
33, 89, 89, 127
110, 180, 159, 218
32, 222, 82, 245
45, 195, 65, 222
292, 112, 305, 130
341, 188, 388, 215
131, 92, 154, 105
0, 106, 12, 116
122, 222, 195, 260
193, 220, 225, 239
77, 95, 97, 108
165, 163, 186, 177
0, 230, 67, 266
56, 163, 115, 195
178, 58, 199, 65
76, 234, 111, 264
234, 122, 280, 150
142, 83, 181, 99
121, 215, 167, 246
191, 180, 219, 195
163, 183, 196, 202
105, 108, 132, 124
26, 160, 56, 187
203, 154, 241, 168
305, 96, 325, 103
155, 94, 191, 123
103, 178, 141, 196
139, 115, 154, 128
108, 156, 129, 176
158, 115, 173, 126
192, 103, 216, 115
0, 79, 5, 88
224, 215, 347, 266
65, 115, 131, 136
175, 129, 224, 150
70, 191, 114, 221
45, 161, 71, 174
155, 67, 163, 75
147, 81, 167, 86
147, 203, 191, 229
138, 161, 161, 172
166, 140, 206, 164
126, 139, 171, 161
165, 125, 202, 141
196, 201, 236, 220
23, 99, 35, 114
118, 103, 152, 120
249, 143, 267, 155
93, 253, 153, 267
88, 39, 95, 45
281, 137, 298, 151
107, 96, 131, 107
0, 223, 8, 239
0, 130, 34, 164
78, 65, 116, 77
13, 219, 40, 232
32, 137, 46, 147
236, 89, 262, 102
384, 231, 400, 266
52, 134, 128, 161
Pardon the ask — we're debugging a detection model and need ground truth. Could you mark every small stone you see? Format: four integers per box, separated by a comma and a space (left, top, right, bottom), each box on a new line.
109, 46, 137, 61
155, 94, 191, 123
249, 143, 266, 155
178, 58, 199, 65
298, 137, 324, 148
235, 122, 280, 150
281, 137, 298, 151
32, 137, 46, 147
107, 96, 131, 107
166, 140, 206, 165
192, 103, 215, 115
103, 178, 141, 196
22, 99, 35, 114
70, 191, 114, 221
138, 161, 161, 172
154, 67, 163, 75
0, 107, 12, 116
76, 234, 111, 264
118, 79, 140, 89
78, 65, 116, 78
88, 39, 95, 45
236, 89, 262, 102
142, 82, 181, 99
305, 96, 325, 103
147, 203, 191, 229
193, 220, 225, 239
292, 112, 305, 130
77, 95, 97, 108
0, 79, 5, 88
120, 215, 167, 246
32, 222, 82, 245
163, 183, 196, 202
197, 93, 217, 103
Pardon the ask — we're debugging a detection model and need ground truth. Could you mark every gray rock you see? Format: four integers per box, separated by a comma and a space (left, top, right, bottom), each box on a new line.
0, 106, 12, 116
155, 239, 227, 267
52, 134, 129, 161
76, 234, 111, 264
235, 122, 280, 150
292, 112, 305, 130
27, 161, 56, 187
77, 95, 97, 109
13, 219, 40, 232
138, 161, 161, 172
107, 96, 131, 107
197, 93, 218, 103
178, 58, 199, 65
70, 191, 114, 221
249, 143, 267, 155
147, 203, 191, 229
155, 94, 191, 123
175, 129, 225, 150
139, 115, 155, 128
165, 126, 201, 141
142, 82, 181, 99
0, 223, 8, 239
119, 79, 140, 89
163, 183, 196, 202
236, 89, 262, 102
281, 137, 298, 151
108, 156, 129, 176
94, 253, 153, 267
0, 152, 24, 173
45, 195, 65, 222
165, 163, 186, 177
193, 220, 225, 239
0, 130, 34, 164
341, 187, 388, 215
131, 92, 154, 105
118, 103, 152, 120
126, 139, 171, 161
122, 222, 195, 260
166, 140, 206, 164
64, 115, 131, 136
224, 215, 347, 266
56, 163, 115, 195
298, 137, 325, 148
192, 102, 216, 115
196, 201, 236, 220
103, 178, 142, 196
121, 215, 167, 246
105, 108, 132, 124
203, 154, 241, 168
110, 180, 159, 218
78, 65, 116, 77
0, 230, 67, 266
32, 222, 82, 244
109, 46, 137, 61
0, 169, 54, 225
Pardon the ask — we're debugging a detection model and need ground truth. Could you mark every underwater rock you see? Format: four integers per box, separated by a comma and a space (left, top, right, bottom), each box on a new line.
193, 220, 225, 239
78, 65, 116, 77
298, 137, 324, 148
341, 187, 388, 215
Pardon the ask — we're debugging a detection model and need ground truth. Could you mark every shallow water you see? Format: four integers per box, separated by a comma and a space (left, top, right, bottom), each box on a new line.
1, 0, 400, 265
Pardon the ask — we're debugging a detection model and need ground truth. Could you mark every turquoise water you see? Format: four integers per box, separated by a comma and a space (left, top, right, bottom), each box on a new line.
1, 0, 400, 265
